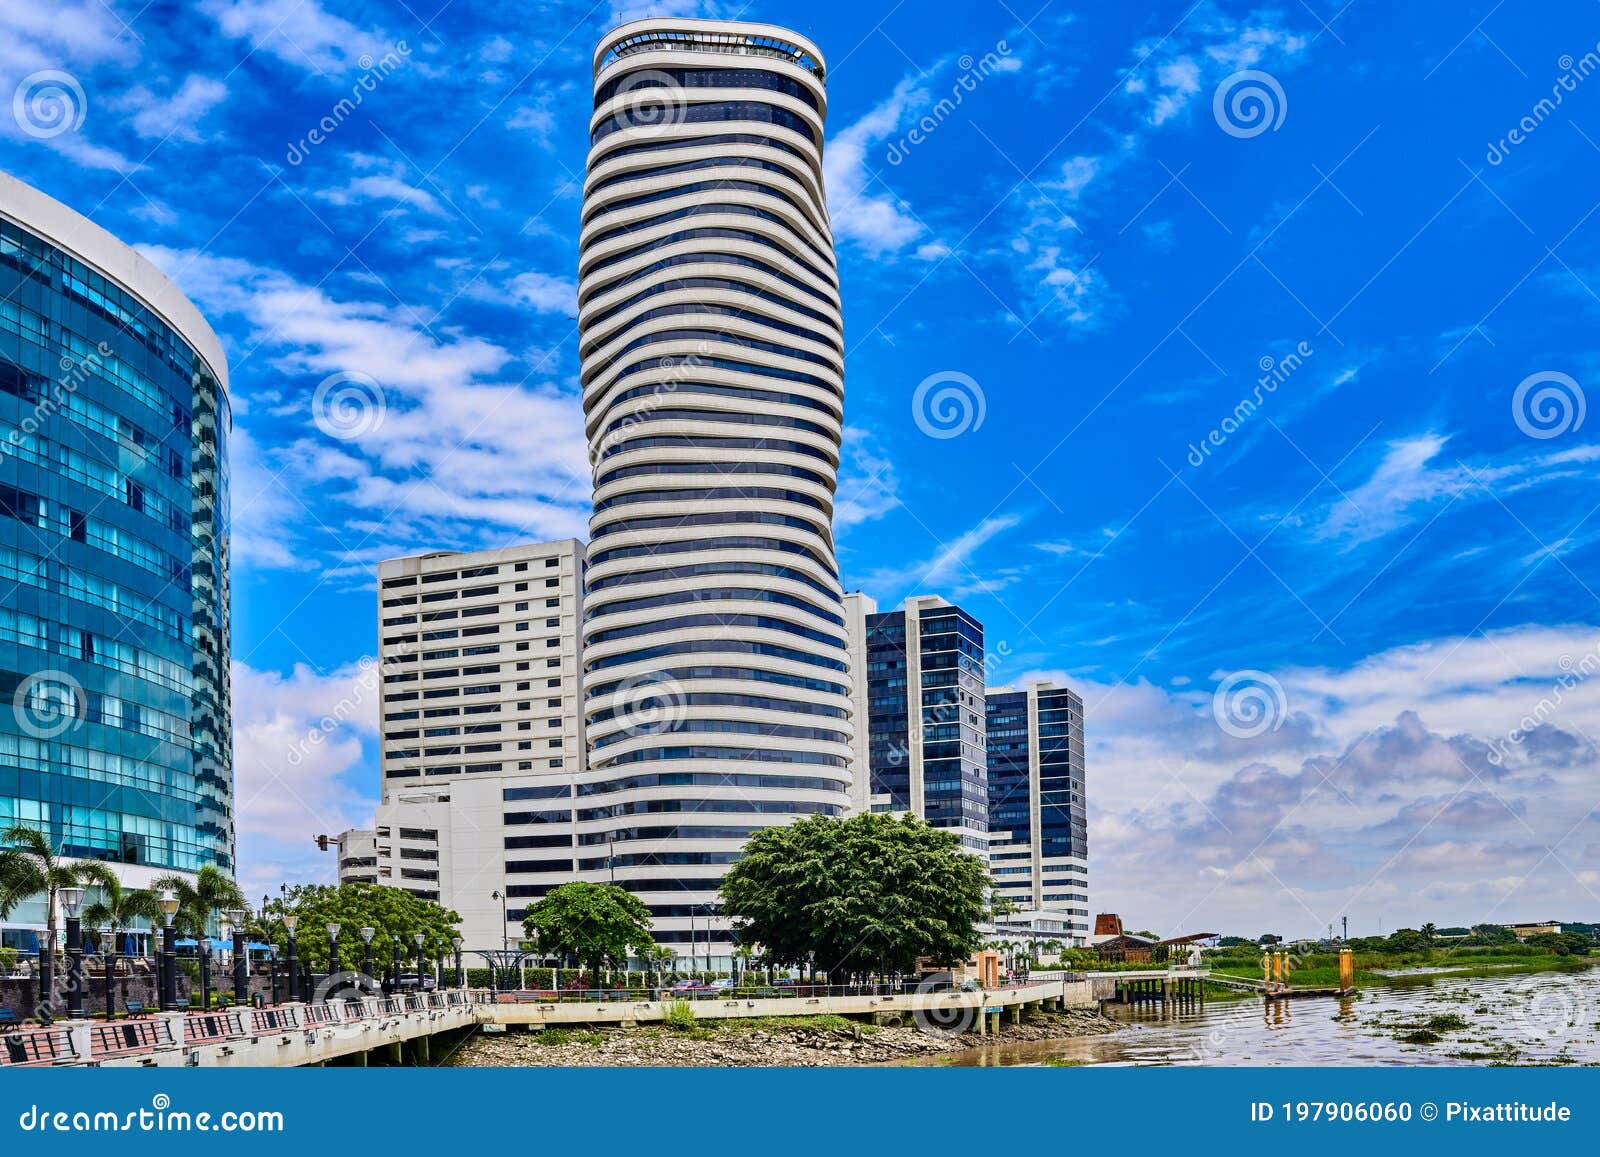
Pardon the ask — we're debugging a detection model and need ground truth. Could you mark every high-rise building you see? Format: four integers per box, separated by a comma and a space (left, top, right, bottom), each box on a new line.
986, 683, 1089, 942
373, 540, 585, 947
852, 595, 989, 851
576, 18, 851, 961
0, 174, 232, 950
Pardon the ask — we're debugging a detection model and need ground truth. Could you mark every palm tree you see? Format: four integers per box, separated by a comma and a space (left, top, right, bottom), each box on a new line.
79, 864, 158, 958
78, 864, 158, 1020
1421, 922, 1437, 945
152, 865, 247, 939
0, 823, 90, 1012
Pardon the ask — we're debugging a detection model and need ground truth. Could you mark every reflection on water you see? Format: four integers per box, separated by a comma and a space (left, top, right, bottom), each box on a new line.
905, 967, 1600, 1067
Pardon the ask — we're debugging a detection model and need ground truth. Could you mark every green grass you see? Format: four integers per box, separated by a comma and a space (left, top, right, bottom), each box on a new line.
534, 1028, 603, 1047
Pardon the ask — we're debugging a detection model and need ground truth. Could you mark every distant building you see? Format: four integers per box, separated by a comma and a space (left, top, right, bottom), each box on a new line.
372, 539, 586, 948
986, 683, 1089, 943
848, 594, 989, 852
1506, 920, 1562, 940
335, 829, 378, 885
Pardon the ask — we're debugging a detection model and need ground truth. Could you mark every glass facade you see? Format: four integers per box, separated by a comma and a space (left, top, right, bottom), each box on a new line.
984, 684, 1087, 921
0, 205, 232, 877
864, 602, 988, 849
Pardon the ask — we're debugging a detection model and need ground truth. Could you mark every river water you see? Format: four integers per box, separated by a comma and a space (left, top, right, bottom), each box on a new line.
910, 966, 1600, 1066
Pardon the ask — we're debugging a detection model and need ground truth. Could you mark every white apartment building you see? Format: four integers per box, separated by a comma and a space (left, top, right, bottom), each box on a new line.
370, 540, 586, 949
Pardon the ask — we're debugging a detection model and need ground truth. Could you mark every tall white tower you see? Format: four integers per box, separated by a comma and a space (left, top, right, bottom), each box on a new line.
578, 19, 851, 962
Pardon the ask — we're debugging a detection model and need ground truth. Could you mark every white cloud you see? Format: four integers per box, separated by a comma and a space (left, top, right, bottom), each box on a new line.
118, 74, 228, 142
824, 75, 930, 255
1315, 433, 1600, 547
860, 512, 1023, 600
231, 659, 383, 898
139, 246, 593, 564
200, 0, 393, 74
314, 155, 447, 217
1124, 6, 1309, 128
834, 425, 901, 530
1038, 623, 1600, 935
508, 270, 577, 315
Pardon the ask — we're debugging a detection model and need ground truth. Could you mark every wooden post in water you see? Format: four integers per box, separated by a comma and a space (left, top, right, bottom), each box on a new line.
1338, 947, 1354, 992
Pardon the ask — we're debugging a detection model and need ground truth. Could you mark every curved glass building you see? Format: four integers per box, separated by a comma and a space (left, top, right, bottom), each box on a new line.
0, 173, 232, 941
578, 19, 851, 959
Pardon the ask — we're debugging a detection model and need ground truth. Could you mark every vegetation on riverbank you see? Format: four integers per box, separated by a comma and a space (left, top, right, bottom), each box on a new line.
448, 1005, 1121, 1067
1205, 936, 1597, 990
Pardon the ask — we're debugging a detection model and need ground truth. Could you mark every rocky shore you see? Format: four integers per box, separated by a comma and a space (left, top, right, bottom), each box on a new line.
445, 1007, 1121, 1067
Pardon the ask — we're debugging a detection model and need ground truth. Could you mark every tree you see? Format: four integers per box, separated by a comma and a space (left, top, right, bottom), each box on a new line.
1421, 922, 1437, 944
261, 883, 461, 973
719, 812, 990, 977
78, 864, 158, 957
521, 882, 653, 981
0, 823, 93, 1008
152, 865, 247, 939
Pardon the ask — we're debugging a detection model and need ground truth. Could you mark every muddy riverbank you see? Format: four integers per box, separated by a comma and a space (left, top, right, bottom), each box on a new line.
444, 1007, 1121, 1067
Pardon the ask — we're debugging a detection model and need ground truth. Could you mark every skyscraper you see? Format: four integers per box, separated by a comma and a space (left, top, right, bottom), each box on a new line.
986, 683, 1089, 942
850, 594, 989, 851
578, 19, 851, 960
0, 174, 232, 940
373, 539, 586, 948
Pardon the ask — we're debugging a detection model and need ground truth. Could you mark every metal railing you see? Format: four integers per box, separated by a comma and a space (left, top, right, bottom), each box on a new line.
492, 979, 1054, 1004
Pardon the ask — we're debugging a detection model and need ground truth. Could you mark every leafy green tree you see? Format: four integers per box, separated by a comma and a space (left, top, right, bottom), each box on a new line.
151, 865, 247, 938
1420, 922, 1437, 944
262, 883, 461, 973
1384, 927, 1429, 953
719, 812, 989, 977
0, 823, 93, 1005
1468, 923, 1517, 946
521, 882, 653, 980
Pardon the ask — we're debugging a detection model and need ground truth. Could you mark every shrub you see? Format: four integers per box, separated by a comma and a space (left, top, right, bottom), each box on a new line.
663, 999, 696, 1030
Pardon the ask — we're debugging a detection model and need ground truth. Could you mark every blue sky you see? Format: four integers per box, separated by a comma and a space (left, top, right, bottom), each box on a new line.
6, 0, 1600, 936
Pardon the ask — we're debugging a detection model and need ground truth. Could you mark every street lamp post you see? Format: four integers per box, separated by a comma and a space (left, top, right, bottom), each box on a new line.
326, 922, 342, 994
157, 890, 179, 1012
491, 890, 508, 953
282, 912, 300, 1002
198, 938, 212, 1010
227, 908, 248, 1005
360, 926, 376, 986
413, 933, 426, 990
60, 885, 85, 1019
148, 920, 162, 1012
452, 936, 463, 989
390, 938, 402, 995
100, 925, 115, 1021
